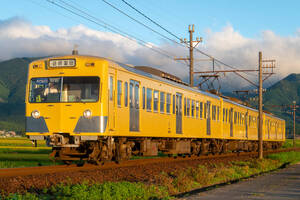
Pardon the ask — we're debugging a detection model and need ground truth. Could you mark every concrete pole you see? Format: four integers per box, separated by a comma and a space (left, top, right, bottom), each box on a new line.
189, 25, 194, 87
258, 51, 263, 159
293, 101, 296, 147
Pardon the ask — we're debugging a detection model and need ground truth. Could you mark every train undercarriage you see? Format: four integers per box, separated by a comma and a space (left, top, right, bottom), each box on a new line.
48, 134, 283, 165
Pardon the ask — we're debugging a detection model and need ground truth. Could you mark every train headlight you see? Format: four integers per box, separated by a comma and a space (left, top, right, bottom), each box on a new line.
83, 109, 92, 119
31, 110, 40, 119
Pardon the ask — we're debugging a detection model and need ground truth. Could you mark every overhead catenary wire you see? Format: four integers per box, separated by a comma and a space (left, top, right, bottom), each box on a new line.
46, 0, 181, 63
101, 0, 181, 46
121, 0, 182, 41
120, 0, 260, 76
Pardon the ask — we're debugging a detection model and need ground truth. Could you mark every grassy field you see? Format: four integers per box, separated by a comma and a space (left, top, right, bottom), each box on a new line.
0, 137, 56, 168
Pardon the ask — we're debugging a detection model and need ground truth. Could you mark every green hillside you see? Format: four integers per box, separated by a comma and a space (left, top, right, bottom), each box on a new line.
0, 57, 37, 133
263, 73, 300, 136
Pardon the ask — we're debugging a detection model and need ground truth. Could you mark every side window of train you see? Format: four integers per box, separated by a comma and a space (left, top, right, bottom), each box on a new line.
234, 112, 237, 124
200, 102, 203, 119
129, 82, 134, 108
172, 94, 175, 114
191, 100, 195, 117
196, 101, 199, 119
117, 80, 122, 106
226, 109, 228, 123
184, 98, 187, 116
160, 92, 165, 113
124, 82, 128, 107
142, 87, 145, 109
154, 90, 159, 112
109, 76, 113, 101
217, 106, 220, 121
223, 108, 225, 122
187, 98, 190, 117
166, 93, 171, 114
147, 88, 152, 111
204, 103, 207, 119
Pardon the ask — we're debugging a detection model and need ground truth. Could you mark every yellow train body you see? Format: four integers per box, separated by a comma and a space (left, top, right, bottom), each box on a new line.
25, 54, 285, 162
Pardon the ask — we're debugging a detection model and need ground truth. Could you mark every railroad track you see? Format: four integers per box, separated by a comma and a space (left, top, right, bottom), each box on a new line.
1, 147, 299, 179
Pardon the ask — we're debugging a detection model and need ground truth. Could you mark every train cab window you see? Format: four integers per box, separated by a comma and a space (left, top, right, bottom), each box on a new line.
117, 80, 122, 106
124, 82, 128, 107
109, 76, 113, 101
146, 88, 152, 111
191, 100, 195, 117
200, 102, 203, 118
142, 87, 145, 109
29, 77, 100, 103
166, 93, 171, 114
184, 98, 187, 116
160, 92, 165, 113
187, 99, 190, 117
154, 90, 159, 112
223, 108, 225, 122
196, 101, 199, 119
172, 94, 175, 114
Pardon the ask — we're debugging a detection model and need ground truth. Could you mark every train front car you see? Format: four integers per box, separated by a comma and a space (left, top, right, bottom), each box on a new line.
25, 55, 108, 164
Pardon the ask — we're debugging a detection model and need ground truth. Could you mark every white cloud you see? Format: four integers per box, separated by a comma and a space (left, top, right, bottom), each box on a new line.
0, 17, 300, 91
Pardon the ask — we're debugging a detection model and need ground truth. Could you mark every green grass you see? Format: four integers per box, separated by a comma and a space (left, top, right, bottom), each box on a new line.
0, 137, 47, 147
0, 148, 60, 168
282, 139, 300, 148
3, 182, 170, 200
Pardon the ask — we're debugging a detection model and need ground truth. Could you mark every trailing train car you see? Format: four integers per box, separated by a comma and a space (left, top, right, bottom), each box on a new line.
25, 53, 285, 164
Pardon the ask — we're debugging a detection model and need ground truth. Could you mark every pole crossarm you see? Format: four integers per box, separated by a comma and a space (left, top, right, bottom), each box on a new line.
194, 69, 258, 74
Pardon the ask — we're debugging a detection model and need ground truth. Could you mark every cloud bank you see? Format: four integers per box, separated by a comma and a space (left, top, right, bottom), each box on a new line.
1, 17, 300, 91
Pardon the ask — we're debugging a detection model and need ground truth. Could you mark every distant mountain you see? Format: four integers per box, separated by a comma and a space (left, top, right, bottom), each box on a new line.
222, 73, 300, 136
263, 73, 300, 136
0, 57, 299, 136
0, 57, 38, 133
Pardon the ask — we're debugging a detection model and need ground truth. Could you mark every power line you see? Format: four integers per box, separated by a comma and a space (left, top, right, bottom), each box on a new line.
120, 0, 258, 74
101, 0, 180, 45
47, 0, 179, 62
121, 0, 181, 41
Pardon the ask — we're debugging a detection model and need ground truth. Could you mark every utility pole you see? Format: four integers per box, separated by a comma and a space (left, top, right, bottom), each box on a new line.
175, 25, 202, 87
189, 25, 194, 87
258, 52, 263, 159
293, 101, 296, 146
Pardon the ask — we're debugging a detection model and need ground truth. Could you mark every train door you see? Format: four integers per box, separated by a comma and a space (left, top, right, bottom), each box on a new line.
108, 73, 115, 131
245, 112, 248, 138
176, 93, 182, 134
129, 80, 140, 132
229, 108, 233, 137
206, 101, 211, 135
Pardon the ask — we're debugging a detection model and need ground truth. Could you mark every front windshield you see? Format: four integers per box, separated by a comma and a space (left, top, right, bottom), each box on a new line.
29, 77, 100, 103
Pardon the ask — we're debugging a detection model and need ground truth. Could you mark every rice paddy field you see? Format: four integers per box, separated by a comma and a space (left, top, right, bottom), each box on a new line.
0, 137, 60, 168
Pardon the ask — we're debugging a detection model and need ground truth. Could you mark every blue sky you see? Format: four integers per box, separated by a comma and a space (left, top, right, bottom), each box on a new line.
0, 0, 300, 90
1, 0, 300, 44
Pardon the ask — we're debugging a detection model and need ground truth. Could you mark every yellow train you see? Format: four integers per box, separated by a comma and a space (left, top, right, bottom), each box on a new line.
25, 52, 285, 164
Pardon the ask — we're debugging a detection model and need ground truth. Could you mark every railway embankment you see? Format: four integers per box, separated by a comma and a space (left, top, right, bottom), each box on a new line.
1, 149, 300, 199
